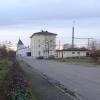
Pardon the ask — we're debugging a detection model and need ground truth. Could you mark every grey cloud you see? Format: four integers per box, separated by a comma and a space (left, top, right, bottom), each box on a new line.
0, 0, 100, 26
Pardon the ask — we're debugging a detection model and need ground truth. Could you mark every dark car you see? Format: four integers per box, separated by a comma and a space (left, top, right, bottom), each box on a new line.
36, 56, 44, 59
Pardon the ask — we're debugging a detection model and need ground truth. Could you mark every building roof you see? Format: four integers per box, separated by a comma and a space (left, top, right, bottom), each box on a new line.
56, 48, 89, 51
30, 30, 57, 38
17, 39, 24, 45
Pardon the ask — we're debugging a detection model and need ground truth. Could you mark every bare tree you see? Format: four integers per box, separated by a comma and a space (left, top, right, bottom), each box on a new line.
0, 43, 16, 59
90, 41, 100, 63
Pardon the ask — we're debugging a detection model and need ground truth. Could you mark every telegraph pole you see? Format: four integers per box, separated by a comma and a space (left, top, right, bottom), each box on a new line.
59, 40, 60, 58
88, 38, 93, 48
59, 40, 60, 50
72, 21, 75, 48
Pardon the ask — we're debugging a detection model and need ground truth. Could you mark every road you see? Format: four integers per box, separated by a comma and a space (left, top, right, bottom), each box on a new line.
21, 57, 100, 100
19, 59, 74, 100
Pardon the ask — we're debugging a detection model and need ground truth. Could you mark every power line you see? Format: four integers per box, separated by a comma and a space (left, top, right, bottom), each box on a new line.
75, 37, 94, 48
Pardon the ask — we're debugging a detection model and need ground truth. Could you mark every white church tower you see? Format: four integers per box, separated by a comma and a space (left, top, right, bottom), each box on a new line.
16, 39, 25, 56
16, 39, 31, 57
17, 39, 24, 50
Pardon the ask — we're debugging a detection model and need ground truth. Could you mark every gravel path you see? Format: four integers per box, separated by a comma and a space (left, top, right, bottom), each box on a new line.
19, 60, 74, 100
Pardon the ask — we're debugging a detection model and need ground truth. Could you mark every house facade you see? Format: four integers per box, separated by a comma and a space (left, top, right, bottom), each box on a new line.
16, 39, 31, 57
30, 30, 57, 58
56, 48, 89, 58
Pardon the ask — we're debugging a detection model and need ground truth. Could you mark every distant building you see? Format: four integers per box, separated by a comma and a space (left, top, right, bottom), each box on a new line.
30, 30, 57, 58
63, 43, 78, 49
56, 48, 89, 58
16, 39, 31, 57
63, 44, 72, 49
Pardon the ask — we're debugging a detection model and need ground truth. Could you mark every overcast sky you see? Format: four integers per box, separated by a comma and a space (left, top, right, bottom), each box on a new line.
0, 0, 100, 48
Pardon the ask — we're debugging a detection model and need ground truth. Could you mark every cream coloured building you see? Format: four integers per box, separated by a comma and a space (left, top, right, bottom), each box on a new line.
30, 30, 57, 58
56, 48, 89, 58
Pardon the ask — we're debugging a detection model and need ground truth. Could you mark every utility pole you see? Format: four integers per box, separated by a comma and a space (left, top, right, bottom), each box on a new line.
87, 38, 93, 48
59, 40, 60, 58
59, 40, 60, 50
72, 21, 75, 48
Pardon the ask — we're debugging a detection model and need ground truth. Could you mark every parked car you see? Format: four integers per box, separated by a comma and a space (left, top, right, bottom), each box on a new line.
36, 56, 44, 59
48, 55, 55, 59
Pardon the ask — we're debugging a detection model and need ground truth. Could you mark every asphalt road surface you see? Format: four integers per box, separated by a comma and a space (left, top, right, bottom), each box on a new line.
19, 60, 74, 100
21, 57, 100, 100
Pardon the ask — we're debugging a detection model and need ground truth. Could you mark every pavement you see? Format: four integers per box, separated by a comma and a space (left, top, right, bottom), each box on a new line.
20, 57, 100, 100
19, 59, 74, 100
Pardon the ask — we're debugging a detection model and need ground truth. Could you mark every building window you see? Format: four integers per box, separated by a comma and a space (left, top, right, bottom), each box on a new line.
77, 52, 80, 54
50, 40, 53, 42
64, 51, 66, 54
38, 45, 40, 47
38, 51, 40, 56
72, 52, 75, 54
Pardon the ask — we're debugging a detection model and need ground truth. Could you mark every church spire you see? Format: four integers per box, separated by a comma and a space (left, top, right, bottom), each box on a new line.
17, 39, 24, 45
17, 38, 24, 50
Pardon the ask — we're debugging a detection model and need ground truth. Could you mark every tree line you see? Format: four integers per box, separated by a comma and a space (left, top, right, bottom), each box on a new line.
0, 45, 16, 59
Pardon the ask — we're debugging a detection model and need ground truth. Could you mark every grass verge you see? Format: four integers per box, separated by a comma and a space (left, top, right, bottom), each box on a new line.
54, 57, 88, 63
5, 61, 38, 100
0, 59, 13, 99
